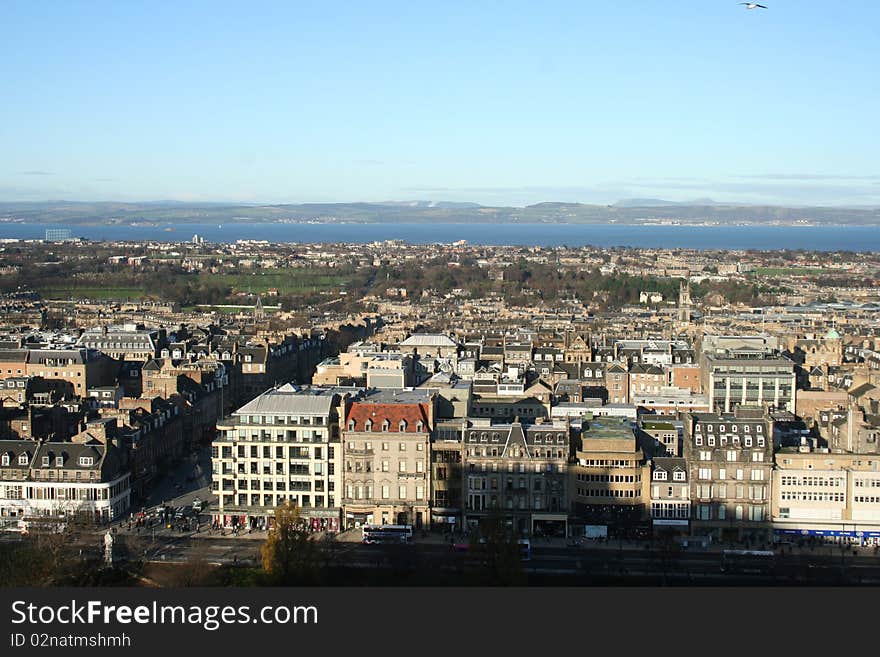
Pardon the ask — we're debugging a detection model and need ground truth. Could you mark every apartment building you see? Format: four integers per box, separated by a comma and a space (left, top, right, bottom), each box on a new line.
684, 409, 774, 542
341, 392, 435, 529
76, 324, 166, 361
0, 420, 131, 530
212, 384, 348, 532
649, 457, 690, 535
462, 417, 570, 536
638, 416, 682, 457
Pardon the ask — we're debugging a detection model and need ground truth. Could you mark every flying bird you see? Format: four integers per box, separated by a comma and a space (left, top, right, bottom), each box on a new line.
740, 3, 768, 8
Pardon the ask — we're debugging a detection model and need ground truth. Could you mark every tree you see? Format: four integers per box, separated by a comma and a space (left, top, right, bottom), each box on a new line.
470, 508, 526, 586
260, 502, 319, 585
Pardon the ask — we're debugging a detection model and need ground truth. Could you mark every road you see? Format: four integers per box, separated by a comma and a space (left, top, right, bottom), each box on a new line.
140, 445, 217, 514
107, 535, 880, 585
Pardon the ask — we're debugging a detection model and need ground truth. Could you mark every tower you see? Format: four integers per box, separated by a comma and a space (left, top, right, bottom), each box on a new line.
677, 279, 692, 323
254, 294, 265, 322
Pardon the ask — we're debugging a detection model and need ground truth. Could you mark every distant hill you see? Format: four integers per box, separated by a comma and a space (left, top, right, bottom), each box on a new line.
1, 200, 879, 225
613, 198, 718, 207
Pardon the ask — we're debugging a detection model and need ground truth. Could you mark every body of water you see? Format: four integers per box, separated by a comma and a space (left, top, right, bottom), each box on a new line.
1, 222, 879, 251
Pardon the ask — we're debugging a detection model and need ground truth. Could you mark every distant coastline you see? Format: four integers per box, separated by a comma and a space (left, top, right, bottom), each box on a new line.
2, 200, 880, 227
3, 222, 880, 252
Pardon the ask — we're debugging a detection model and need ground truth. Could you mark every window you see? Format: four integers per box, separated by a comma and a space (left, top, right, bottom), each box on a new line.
673, 470, 685, 482
381, 460, 389, 472
78, 456, 94, 466
654, 470, 668, 480
416, 486, 424, 500
0, 455, 9, 466
18, 454, 28, 465
398, 485, 407, 500
399, 461, 407, 473
381, 485, 389, 499
752, 452, 764, 462
382, 442, 389, 451
698, 468, 711, 480
699, 451, 711, 461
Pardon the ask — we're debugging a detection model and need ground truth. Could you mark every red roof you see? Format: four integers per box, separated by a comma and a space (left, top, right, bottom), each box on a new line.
346, 402, 430, 433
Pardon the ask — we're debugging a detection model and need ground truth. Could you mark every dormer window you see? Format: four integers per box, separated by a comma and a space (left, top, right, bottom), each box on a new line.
416, 421, 424, 432
42, 456, 50, 467
654, 470, 668, 480
18, 454, 29, 465
399, 420, 407, 432
673, 471, 685, 481
365, 420, 373, 432
56, 456, 64, 467
381, 420, 390, 432
78, 456, 94, 466
1, 454, 9, 466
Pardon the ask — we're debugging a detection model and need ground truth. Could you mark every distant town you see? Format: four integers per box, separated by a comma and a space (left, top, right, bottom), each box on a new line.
1, 232, 879, 586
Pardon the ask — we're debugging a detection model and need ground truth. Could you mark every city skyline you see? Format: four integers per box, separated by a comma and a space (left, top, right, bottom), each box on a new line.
3, 1, 880, 206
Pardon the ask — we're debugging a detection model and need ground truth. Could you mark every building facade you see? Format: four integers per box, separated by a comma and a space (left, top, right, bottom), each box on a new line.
462, 417, 569, 536
684, 410, 774, 542
212, 384, 346, 532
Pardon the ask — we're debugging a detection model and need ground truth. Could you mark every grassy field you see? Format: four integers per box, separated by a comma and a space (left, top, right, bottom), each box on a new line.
201, 270, 350, 294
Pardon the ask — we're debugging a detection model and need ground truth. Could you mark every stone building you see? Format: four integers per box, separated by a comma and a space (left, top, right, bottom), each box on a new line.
649, 456, 690, 536
341, 392, 435, 528
683, 409, 774, 543
462, 417, 570, 537
570, 416, 651, 537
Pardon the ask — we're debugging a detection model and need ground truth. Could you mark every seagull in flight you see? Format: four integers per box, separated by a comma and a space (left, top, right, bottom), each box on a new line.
740, 2, 768, 8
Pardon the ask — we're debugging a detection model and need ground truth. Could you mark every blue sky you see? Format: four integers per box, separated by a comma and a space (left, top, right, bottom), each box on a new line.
2, 1, 879, 206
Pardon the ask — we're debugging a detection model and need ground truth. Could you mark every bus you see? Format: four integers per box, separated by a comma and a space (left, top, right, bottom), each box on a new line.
721, 549, 775, 574
362, 524, 413, 545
